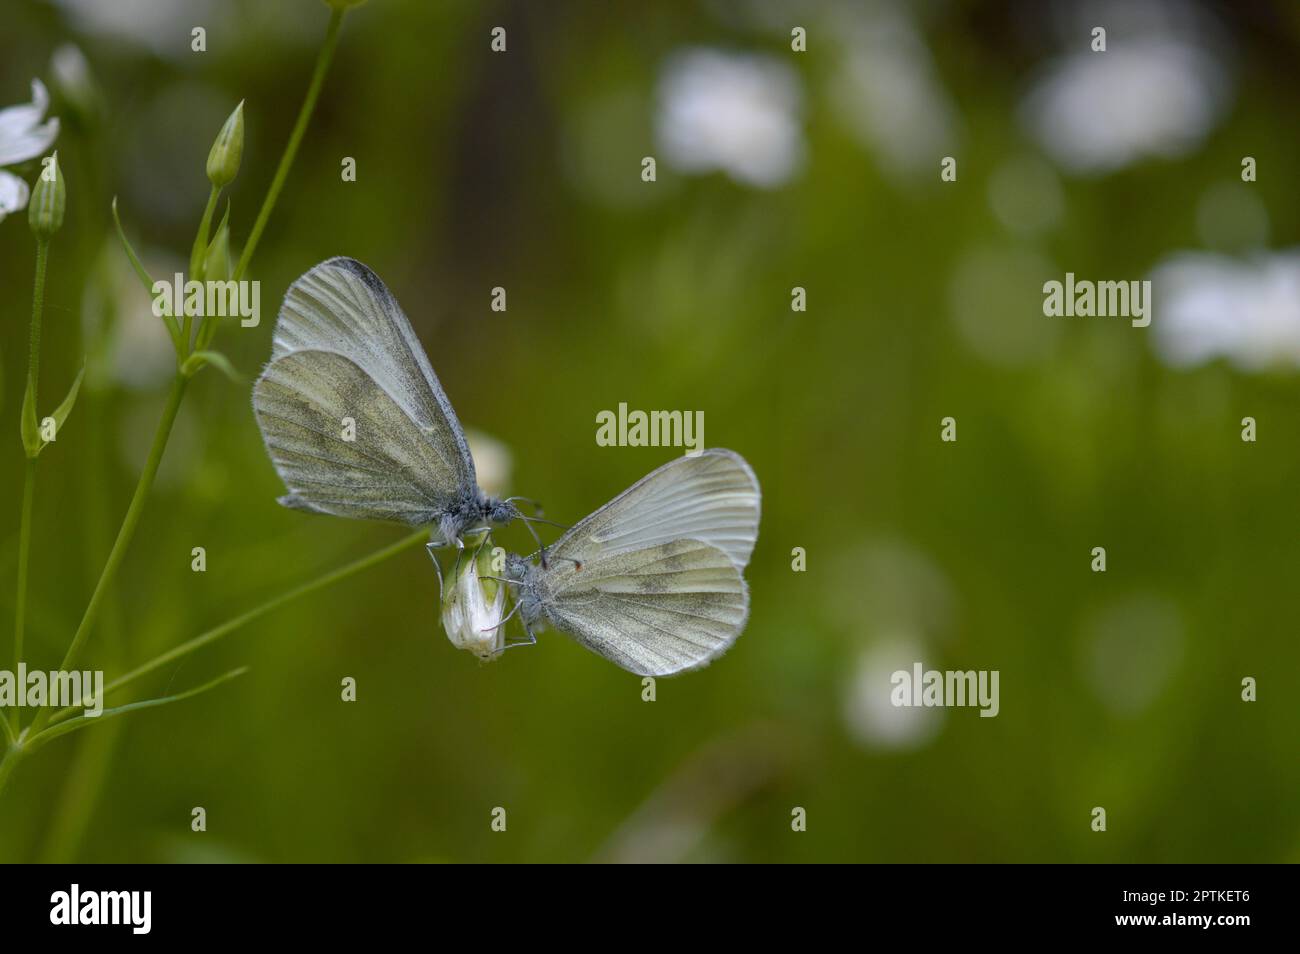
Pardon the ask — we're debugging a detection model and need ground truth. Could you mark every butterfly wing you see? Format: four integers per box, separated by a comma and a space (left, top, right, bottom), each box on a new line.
538, 538, 749, 676
550, 449, 761, 570
253, 257, 476, 523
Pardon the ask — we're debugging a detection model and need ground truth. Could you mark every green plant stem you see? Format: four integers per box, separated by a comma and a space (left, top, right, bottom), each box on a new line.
40, 377, 128, 863
13, 239, 49, 735
27, 375, 188, 738
234, 7, 344, 282
4, 2, 352, 800
23, 239, 49, 431
11, 461, 36, 739
40, 528, 427, 729
99, 528, 427, 705
0, 745, 23, 799
185, 183, 221, 348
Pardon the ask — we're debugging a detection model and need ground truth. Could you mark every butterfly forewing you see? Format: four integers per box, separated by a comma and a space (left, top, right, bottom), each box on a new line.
550, 449, 760, 571
253, 257, 478, 524
255, 349, 471, 523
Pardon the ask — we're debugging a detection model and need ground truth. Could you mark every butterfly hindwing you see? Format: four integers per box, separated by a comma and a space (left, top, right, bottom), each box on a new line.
539, 537, 749, 677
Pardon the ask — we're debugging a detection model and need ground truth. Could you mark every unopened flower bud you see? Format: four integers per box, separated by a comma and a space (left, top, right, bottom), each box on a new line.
206, 101, 244, 188
441, 539, 506, 661
28, 151, 65, 238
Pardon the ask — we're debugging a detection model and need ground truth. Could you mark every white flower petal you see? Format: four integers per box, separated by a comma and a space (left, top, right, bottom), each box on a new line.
0, 79, 60, 165
0, 79, 50, 131
0, 169, 31, 221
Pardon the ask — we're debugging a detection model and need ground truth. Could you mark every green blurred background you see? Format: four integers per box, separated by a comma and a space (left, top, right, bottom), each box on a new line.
2, 0, 1299, 862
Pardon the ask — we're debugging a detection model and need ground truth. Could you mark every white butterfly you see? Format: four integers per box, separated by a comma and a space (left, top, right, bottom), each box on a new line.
498, 450, 761, 676
252, 257, 525, 547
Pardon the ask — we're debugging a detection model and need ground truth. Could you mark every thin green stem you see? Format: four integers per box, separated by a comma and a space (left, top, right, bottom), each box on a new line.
13, 239, 49, 735
234, 7, 344, 282
185, 183, 222, 350
96, 529, 427, 706
5, 3, 352, 799
12, 460, 36, 735
23, 239, 49, 434
27, 375, 189, 737
0, 745, 23, 800
27, 668, 250, 755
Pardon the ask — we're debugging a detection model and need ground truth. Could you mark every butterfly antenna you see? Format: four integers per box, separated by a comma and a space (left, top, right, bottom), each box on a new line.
520, 514, 572, 531
505, 495, 545, 517
519, 515, 550, 569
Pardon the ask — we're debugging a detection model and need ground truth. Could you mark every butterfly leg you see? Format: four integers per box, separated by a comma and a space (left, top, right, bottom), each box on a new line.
483, 599, 522, 634
425, 543, 445, 599
503, 619, 537, 650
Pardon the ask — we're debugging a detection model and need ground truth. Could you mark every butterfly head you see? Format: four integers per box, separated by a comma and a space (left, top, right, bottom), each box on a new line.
483, 496, 519, 525
503, 553, 545, 629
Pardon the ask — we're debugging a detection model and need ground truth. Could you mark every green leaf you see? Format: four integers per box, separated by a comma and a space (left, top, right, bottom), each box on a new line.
181, 349, 242, 383
37, 361, 86, 452
112, 197, 183, 354
24, 667, 249, 755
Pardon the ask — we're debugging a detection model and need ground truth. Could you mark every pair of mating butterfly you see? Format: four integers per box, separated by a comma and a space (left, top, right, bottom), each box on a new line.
252, 258, 760, 677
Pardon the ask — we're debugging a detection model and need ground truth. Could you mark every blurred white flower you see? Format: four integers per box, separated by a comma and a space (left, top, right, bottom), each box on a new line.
829, 540, 954, 751
0, 79, 60, 223
50, 44, 102, 123
655, 48, 804, 189
51, 0, 217, 58
463, 429, 513, 499
88, 244, 184, 391
1021, 40, 1228, 175
1150, 250, 1300, 371
828, 6, 958, 180
843, 637, 944, 750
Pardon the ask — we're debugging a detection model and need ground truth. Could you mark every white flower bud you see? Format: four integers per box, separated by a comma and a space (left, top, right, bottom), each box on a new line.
441, 540, 506, 661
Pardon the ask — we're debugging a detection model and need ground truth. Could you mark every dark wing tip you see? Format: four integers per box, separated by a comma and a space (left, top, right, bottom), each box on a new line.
317, 256, 390, 298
